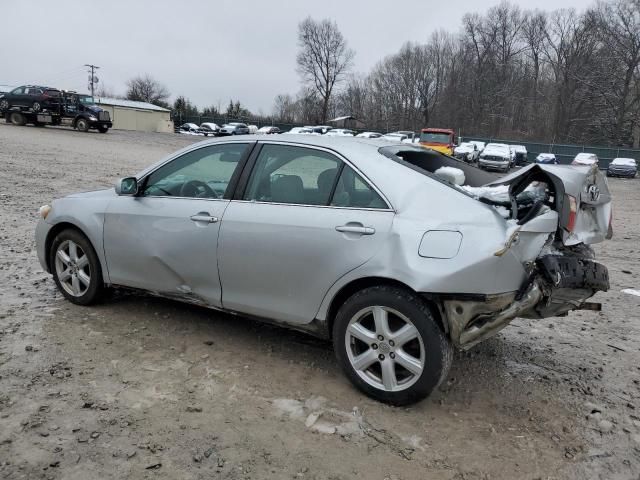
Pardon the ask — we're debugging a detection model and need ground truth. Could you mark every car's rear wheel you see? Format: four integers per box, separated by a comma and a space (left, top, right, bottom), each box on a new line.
32, 101, 41, 112
333, 285, 452, 405
50, 229, 104, 305
76, 118, 90, 132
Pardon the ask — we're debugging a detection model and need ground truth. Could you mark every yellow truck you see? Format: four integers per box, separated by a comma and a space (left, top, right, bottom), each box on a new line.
419, 128, 456, 155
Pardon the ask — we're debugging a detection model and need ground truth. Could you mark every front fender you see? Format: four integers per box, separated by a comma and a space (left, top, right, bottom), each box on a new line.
40, 193, 113, 283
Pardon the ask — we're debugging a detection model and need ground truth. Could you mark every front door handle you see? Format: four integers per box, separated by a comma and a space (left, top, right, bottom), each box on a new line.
190, 212, 219, 223
335, 225, 375, 235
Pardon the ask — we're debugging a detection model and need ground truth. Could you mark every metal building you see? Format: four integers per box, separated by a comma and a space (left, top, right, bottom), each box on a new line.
95, 97, 173, 133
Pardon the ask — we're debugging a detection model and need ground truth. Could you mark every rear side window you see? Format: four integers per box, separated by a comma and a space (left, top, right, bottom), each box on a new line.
45, 90, 60, 97
331, 165, 388, 209
243, 145, 340, 206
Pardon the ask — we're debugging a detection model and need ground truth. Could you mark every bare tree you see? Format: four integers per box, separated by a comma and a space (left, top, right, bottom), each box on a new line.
272, 94, 297, 123
277, 1, 640, 147
296, 17, 354, 123
126, 74, 170, 107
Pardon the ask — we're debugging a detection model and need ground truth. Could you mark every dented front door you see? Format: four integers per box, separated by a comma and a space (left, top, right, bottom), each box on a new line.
103, 196, 228, 307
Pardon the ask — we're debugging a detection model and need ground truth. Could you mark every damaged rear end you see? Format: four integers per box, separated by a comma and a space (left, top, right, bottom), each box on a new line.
444, 163, 612, 348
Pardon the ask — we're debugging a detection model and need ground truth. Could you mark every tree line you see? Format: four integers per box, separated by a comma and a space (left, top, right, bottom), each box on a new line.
104, 0, 640, 147
276, 0, 640, 147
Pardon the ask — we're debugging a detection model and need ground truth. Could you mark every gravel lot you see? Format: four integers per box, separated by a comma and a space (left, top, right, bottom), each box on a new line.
0, 124, 639, 480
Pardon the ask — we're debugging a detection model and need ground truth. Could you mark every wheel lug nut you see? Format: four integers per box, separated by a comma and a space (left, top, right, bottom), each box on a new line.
371, 343, 378, 350
390, 353, 396, 359
378, 354, 385, 361
377, 335, 384, 341
389, 340, 395, 347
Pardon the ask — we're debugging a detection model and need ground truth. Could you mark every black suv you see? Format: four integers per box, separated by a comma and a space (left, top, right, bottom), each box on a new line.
0, 85, 61, 113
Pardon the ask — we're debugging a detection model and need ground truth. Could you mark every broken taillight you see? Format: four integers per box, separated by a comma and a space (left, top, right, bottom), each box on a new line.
566, 195, 577, 232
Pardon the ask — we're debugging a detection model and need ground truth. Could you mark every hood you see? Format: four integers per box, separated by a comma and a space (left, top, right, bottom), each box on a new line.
65, 188, 115, 199
83, 104, 104, 113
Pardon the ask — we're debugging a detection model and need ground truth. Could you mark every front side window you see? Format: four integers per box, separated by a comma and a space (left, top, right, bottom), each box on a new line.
10, 87, 24, 95
243, 144, 341, 206
142, 143, 247, 199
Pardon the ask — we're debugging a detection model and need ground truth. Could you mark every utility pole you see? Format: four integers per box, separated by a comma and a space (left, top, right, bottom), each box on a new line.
85, 64, 100, 96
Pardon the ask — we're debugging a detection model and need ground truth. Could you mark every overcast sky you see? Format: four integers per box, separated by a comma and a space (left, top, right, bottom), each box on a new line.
2, 0, 592, 113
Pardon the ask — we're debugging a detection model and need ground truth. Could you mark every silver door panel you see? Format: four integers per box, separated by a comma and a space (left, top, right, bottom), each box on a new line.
218, 201, 394, 324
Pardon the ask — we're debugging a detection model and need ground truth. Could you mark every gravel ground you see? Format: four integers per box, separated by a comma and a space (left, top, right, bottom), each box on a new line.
0, 124, 639, 480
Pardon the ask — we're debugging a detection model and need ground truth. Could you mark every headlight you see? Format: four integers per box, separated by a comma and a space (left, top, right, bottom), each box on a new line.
88, 116, 97, 121
39, 204, 51, 219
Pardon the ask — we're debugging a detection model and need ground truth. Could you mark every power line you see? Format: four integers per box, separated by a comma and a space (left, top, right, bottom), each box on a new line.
84, 64, 100, 96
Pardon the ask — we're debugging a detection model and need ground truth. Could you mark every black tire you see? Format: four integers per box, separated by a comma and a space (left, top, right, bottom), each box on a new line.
97, 126, 109, 133
76, 118, 90, 132
9, 112, 26, 126
49, 229, 105, 305
333, 285, 452, 405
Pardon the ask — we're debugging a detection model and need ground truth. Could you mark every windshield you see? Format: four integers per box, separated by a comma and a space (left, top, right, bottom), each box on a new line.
420, 132, 452, 144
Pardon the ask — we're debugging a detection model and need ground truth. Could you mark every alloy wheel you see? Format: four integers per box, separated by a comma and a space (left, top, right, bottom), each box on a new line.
345, 306, 425, 392
54, 240, 91, 297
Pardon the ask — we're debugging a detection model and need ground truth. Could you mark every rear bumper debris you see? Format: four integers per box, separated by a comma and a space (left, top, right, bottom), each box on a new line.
442, 254, 609, 349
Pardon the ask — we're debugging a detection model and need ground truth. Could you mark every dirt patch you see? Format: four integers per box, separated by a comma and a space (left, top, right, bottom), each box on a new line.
0, 123, 639, 479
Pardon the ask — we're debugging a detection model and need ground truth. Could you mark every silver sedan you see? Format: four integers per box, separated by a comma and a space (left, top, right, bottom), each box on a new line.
35, 136, 612, 405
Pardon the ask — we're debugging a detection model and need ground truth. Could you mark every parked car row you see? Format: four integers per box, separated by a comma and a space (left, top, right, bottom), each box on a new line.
177, 122, 277, 137
177, 125, 638, 177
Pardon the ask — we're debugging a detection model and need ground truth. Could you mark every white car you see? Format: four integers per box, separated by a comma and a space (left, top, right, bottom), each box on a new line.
178, 123, 200, 135
247, 125, 259, 134
356, 132, 383, 139
510, 145, 528, 166
469, 141, 486, 153
453, 142, 480, 163
572, 152, 599, 166
198, 123, 220, 137
478, 143, 511, 172
325, 129, 355, 137
285, 127, 316, 135
381, 133, 408, 142
306, 125, 333, 134
534, 153, 558, 165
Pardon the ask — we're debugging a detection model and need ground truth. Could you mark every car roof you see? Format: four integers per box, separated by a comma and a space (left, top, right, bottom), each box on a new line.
135, 135, 474, 213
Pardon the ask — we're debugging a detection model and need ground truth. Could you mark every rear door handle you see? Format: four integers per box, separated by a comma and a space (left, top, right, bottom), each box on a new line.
335, 225, 375, 235
190, 213, 219, 223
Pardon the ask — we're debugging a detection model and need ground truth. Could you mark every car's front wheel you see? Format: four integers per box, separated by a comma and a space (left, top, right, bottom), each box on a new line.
50, 229, 104, 305
333, 285, 452, 405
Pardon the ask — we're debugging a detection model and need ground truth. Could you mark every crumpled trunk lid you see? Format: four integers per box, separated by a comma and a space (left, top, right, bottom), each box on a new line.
482, 163, 612, 246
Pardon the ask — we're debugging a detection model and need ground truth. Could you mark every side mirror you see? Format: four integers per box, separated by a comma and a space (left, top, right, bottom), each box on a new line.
115, 177, 138, 196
